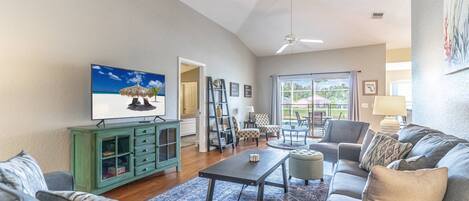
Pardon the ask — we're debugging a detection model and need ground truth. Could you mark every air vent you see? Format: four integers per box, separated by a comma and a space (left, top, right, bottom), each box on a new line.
372, 12, 384, 19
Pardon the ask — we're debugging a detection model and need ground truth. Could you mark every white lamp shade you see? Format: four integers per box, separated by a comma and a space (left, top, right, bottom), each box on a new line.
247, 106, 255, 113
373, 96, 407, 116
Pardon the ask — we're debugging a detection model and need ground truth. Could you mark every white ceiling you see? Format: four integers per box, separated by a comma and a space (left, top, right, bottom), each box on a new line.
180, 0, 411, 57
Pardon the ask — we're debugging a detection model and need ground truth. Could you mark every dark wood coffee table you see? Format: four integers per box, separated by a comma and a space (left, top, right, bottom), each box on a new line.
199, 149, 289, 201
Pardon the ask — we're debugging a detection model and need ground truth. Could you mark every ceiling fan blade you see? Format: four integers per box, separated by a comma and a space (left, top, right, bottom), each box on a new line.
299, 39, 324, 43
276, 44, 289, 54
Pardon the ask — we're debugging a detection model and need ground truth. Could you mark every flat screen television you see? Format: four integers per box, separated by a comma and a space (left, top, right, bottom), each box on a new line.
91, 64, 165, 120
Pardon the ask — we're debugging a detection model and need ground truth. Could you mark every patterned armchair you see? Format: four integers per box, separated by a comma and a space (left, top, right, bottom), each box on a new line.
254, 113, 282, 141
232, 116, 260, 146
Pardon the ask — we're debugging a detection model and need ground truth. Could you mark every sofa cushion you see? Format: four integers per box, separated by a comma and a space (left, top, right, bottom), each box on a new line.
360, 135, 412, 171
36, 191, 117, 201
436, 143, 469, 201
398, 124, 444, 145
335, 160, 369, 178
326, 121, 369, 143
0, 151, 48, 198
327, 194, 361, 201
309, 142, 339, 162
362, 166, 448, 201
329, 172, 367, 199
406, 133, 466, 168
387, 155, 429, 170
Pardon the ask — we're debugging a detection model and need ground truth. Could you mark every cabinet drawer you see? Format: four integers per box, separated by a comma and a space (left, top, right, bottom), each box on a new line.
135, 153, 156, 166
95, 128, 133, 137
135, 127, 156, 136
135, 163, 155, 176
135, 145, 155, 156
135, 135, 156, 146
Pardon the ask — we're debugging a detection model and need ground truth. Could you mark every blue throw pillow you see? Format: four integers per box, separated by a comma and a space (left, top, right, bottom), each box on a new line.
398, 124, 444, 146
407, 133, 465, 168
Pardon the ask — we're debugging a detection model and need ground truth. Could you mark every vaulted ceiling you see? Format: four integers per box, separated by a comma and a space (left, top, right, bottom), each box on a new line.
180, 0, 411, 57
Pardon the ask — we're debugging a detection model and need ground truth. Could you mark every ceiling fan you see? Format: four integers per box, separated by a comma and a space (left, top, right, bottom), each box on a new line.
276, 0, 323, 54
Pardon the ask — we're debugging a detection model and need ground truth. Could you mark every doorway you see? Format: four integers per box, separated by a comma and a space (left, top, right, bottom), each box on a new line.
178, 57, 207, 152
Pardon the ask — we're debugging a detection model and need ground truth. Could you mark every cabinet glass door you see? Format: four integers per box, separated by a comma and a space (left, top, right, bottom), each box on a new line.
157, 125, 179, 167
97, 130, 134, 188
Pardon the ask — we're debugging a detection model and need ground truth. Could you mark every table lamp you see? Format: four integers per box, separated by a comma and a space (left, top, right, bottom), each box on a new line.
247, 106, 255, 122
373, 96, 406, 134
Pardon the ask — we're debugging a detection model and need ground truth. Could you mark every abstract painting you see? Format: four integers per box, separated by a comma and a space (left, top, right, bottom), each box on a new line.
444, 0, 469, 74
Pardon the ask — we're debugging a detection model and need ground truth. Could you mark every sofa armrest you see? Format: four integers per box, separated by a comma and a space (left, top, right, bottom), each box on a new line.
0, 183, 38, 201
338, 143, 362, 162
44, 171, 74, 191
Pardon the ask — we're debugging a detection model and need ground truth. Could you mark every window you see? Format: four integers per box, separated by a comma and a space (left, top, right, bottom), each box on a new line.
279, 73, 351, 127
390, 80, 412, 109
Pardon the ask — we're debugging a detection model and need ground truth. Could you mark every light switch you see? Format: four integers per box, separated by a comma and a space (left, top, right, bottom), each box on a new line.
361, 103, 369, 108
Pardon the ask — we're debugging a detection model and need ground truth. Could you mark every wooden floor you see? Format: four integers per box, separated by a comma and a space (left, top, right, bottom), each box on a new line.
104, 140, 270, 201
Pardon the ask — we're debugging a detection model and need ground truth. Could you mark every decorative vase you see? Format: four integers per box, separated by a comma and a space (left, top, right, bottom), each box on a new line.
213, 80, 221, 88
216, 105, 222, 118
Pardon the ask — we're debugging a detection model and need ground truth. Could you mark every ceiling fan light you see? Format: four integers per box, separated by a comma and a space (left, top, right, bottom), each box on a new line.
276, 44, 289, 54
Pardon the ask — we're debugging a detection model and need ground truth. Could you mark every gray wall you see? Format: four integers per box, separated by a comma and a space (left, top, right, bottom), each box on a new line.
412, 0, 469, 138
255, 44, 386, 130
0, 0, 256, 172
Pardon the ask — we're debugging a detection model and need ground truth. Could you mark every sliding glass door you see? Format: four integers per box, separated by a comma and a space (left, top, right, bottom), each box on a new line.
280, 73, 351, 135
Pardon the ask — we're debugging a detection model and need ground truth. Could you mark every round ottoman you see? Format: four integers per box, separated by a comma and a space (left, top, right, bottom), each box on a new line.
288, 149, 324, 185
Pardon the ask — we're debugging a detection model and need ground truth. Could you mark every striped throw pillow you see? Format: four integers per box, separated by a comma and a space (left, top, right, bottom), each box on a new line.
36, 191, 117, 201
0, 151, 48, 197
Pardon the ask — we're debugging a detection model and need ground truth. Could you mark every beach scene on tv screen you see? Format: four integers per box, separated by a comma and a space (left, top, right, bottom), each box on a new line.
92, 64, 165, 119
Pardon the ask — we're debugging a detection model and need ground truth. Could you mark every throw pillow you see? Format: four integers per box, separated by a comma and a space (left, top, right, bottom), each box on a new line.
436, 143, 469, 201
359, 134, 412, 171
359, 129, 376, 162
398, 124, 444, 146
387, 155, 429, 171
362, 166, 448, 201
36, 191, 117, 201
0, 151, 48, 197
406, 133, 465, 168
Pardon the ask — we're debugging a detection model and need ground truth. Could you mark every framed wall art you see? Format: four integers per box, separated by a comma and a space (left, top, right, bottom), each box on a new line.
362, 80, 378, 96
230, 82, 239, 97
244, 85, 252, 98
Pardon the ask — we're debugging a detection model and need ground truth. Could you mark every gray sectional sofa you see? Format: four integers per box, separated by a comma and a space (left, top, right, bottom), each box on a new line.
326, 124, 469, 201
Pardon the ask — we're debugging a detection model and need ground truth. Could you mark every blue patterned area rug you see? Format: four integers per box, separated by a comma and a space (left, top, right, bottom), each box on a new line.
150, 168, 331, 201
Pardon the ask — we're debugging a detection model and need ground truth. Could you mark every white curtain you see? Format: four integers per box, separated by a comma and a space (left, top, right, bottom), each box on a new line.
271, 75, 282, 125
349, 71, 360, 121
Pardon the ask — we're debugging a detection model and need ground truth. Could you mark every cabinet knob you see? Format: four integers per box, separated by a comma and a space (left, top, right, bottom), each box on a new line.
143, 159, 147, 162
143, 168, 148, 171
143, 140, 147, 143
143, 149, 147, 152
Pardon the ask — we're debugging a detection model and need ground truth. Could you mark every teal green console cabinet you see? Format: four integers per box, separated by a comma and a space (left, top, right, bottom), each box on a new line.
69, 120, 180, 194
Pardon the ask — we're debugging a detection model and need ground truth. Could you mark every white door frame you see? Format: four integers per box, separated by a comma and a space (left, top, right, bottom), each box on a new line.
177, 57, 207, 152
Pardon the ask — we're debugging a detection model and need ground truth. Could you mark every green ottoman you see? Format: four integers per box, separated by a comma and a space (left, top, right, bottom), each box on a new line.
288, 149, 324, 185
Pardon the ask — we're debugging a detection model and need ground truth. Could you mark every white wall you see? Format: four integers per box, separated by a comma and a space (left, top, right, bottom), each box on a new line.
412, 0, 469, 139
255, 44, 386, 130
0, 0, 256, 172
